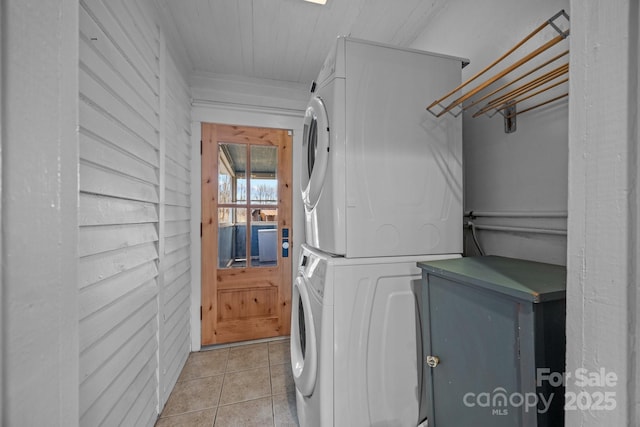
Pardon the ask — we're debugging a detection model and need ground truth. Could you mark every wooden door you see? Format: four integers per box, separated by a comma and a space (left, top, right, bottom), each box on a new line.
201, 123, 293, 345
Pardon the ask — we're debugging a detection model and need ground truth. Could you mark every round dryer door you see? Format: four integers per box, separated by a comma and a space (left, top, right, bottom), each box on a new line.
301, 96, 330, 210
290, 275, 318, 397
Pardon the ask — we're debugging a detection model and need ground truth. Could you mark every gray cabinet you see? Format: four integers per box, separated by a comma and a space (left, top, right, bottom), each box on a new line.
416, 256, 566, 427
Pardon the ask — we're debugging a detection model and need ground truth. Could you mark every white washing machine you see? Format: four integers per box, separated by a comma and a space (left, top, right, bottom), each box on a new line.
301, 37, 467, 258
291, 244, 459, 426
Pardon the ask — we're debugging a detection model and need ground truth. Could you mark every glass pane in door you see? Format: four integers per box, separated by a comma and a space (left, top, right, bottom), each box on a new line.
218, 143, 247, 205
218, 207, 248, 268
250, 145, 278, 204
250, 209, 278, 268
218, 142, 280, 269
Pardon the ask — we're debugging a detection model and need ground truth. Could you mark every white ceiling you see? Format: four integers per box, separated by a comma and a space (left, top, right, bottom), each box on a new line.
156, 0, 447, 85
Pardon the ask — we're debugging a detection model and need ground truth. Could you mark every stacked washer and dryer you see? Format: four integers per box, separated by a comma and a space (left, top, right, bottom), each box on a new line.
290, 37, 467, 427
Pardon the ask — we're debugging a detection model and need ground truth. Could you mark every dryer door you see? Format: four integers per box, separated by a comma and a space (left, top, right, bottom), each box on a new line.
290, 275, 318, 396
301, 96, 330, 210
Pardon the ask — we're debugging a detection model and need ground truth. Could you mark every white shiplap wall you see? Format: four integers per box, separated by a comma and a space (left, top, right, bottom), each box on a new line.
78, 0, 191, 425
159, 48, 193, 404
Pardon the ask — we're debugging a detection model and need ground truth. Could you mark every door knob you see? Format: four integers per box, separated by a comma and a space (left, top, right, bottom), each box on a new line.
426, 355, 440, 368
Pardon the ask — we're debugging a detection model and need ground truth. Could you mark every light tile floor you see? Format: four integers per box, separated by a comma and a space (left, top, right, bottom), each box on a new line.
156, 339, 299, 427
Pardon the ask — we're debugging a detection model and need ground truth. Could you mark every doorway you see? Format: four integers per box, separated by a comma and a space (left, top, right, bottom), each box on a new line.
201, 123, 293, 345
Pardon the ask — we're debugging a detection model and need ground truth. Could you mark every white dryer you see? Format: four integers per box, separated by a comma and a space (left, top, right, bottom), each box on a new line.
291, 244, 460, 426
301, 37, 467, 258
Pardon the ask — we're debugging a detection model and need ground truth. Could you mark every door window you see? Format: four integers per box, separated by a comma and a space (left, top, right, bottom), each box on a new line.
217, 142, 279, 269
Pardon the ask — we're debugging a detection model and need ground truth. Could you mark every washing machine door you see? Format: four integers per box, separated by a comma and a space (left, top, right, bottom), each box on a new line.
301, 96, 330, 210
290, 275, 318, 397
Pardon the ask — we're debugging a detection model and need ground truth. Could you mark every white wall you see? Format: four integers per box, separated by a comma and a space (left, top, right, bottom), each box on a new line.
566, 1, 639, 425
159, 33, 193, 407
411, 0, 569, 265
2, 0, 192, 425
78, 1, 162, 423
189, 73, 308, 350
77, 0, 193, 424
2, 0, 79, 425
192, 71, 309, 113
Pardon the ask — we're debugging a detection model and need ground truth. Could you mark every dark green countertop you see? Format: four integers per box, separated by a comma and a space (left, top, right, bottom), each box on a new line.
417, 255, 567, 303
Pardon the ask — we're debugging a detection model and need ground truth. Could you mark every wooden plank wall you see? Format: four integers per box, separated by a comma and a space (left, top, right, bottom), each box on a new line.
78, 0, 192, 425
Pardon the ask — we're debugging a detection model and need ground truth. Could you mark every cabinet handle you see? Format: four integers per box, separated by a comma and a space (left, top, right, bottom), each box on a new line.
426, 355, 440, 368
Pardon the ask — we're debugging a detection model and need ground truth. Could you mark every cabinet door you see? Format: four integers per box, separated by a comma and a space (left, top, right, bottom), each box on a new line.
422, 275, 524, 426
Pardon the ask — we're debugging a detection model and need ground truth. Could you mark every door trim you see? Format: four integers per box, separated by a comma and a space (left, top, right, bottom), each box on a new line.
190, 106, 305, 351
201, 122, 293, 345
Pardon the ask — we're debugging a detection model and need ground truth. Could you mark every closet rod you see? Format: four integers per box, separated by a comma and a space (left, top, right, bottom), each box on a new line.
465, 223, 567, 236
464, 210, 568, 218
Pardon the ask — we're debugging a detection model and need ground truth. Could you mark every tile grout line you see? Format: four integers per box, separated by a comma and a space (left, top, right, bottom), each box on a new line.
158, 406, 218, 419
268, 342, 276, 426
211, 348, 230, 427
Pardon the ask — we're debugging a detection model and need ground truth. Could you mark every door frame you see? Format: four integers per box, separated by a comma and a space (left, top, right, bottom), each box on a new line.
190, 104, 305, 350
201, 123, 292, 345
